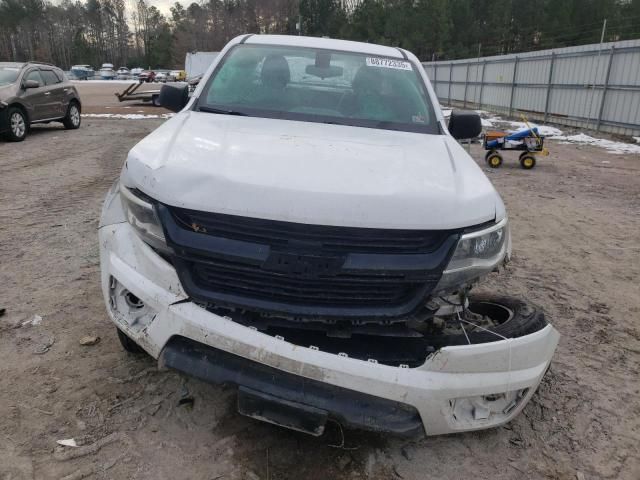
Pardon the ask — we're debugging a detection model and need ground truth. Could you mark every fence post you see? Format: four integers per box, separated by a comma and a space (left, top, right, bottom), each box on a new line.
448, 63, 452, 105
463, 63, 470, 108
596, 46, 615, 132
478, 61, 486, 110
508, 56, 519, 117
433, 62, 438, 98
543, 52, 555, 123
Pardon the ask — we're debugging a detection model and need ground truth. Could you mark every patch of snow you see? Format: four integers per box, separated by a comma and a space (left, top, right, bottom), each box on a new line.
503, 121, 564, 137
551, 133, 640, 155
72, 79, 140, 84
472, 107, 638, 154
82, 113, 173, 120
536, 125, 565, 137
481, 116, 504, 128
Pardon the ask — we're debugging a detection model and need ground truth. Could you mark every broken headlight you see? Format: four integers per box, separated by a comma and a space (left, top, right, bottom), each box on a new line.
120, 184, 167, 250
435, 217, 510, 293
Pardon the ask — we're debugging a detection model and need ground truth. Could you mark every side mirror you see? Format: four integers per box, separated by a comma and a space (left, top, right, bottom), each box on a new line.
23, 80, 40, 89
448, 110, 482, 140
159, 83, 189, 112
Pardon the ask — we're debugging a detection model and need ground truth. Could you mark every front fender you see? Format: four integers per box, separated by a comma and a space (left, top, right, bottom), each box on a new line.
99, 179, 126, 228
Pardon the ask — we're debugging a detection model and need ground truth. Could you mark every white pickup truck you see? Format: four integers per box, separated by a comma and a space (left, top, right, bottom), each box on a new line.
99, 34, 559, 437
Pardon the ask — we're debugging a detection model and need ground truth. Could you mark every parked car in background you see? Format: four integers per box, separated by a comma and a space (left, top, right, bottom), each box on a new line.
131, 67, 143, 78
0, 61, 82, 141
187, 73, 202, 94
70, 64, 94, 80
99, 63, 116, 80
155, 70, 170, 83
116, 67, 131, 80
168, 70, 187, 81
101, 34, 559, 437
138, 70, 155, 83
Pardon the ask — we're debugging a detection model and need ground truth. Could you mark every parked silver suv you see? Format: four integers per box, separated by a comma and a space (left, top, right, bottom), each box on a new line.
0, 61, 82, 141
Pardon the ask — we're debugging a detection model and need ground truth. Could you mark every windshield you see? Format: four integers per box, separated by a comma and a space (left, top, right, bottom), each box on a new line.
197, 44, 439, 134
0, 66, 20, 86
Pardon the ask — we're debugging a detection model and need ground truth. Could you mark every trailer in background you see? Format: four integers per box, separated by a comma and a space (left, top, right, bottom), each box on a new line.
185, 51, 219, 79
115, 82, 162, 106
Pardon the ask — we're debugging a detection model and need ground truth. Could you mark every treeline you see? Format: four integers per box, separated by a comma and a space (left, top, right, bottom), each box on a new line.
1, 0, 639, 69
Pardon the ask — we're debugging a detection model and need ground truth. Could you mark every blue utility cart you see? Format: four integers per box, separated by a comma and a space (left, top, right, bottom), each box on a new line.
483, 120, 549, 169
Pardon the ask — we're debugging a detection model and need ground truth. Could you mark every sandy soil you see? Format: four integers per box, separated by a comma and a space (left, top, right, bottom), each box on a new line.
0, 110, 639, 479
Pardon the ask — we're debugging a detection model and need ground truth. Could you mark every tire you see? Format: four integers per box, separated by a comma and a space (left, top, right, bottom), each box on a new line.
62, 102, 81, 130
486, 152, 503, 168
4, 107, 28, 142
152, 94, 161, 107
431, 294, 548, 348
116, 327, 146, 354
519, 154, 536, 170
484, 150, 495, 162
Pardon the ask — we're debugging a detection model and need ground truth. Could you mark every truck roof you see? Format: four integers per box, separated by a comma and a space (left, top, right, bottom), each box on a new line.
244, 35, 405, 59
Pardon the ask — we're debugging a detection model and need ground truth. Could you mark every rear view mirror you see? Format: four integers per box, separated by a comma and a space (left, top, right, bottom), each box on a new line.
448, 110, 482, 140
23, 80, 40, 89
305, 65, 344, 79
159, 83, 189, 112
305, 51, 343, 79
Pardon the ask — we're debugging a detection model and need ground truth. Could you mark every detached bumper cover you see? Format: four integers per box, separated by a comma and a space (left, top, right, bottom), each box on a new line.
99, 218, 560, 436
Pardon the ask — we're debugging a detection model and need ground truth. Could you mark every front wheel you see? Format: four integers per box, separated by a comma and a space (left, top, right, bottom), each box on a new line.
4, 107, 28, 142
116, 328, 146, 354
431, 294, 548, 348
62, 102, 81, 130
486, 152, 503, 168
519, 153, 536, 169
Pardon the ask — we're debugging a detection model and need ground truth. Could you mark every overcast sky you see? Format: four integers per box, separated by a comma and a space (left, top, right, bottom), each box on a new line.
147, 0, 174, 14
50, 0, 175, 15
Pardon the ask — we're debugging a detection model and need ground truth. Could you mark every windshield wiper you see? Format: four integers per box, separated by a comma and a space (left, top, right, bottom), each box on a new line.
198, 106, 249, 116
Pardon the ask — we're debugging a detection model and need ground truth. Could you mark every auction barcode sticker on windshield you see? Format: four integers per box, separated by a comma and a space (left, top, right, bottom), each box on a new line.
366, 57, 412, 70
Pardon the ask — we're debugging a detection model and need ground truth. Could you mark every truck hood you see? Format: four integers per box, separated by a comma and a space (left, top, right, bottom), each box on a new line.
123, 111, 501, 229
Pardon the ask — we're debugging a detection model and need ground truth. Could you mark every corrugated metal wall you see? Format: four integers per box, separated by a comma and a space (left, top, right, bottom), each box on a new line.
423, 39, 640, 136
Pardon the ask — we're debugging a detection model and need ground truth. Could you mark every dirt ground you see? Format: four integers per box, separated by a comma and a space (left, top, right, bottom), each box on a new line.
0, 95, 639, 480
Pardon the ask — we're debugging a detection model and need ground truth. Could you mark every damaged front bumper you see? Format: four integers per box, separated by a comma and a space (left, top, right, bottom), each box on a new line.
99, 217, 559, 436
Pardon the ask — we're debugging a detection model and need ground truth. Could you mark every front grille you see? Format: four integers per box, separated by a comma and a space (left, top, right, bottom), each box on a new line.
171, 207, 451, 254
159, 204, 459, 320
189, 257, 435, 308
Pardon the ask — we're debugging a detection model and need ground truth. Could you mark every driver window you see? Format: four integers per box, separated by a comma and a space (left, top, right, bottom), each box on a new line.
25, 70, 44, 86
